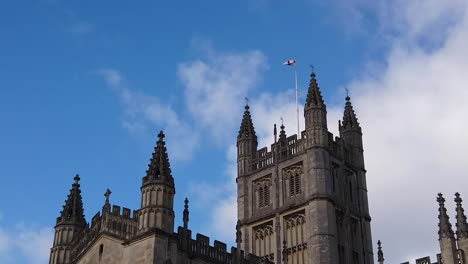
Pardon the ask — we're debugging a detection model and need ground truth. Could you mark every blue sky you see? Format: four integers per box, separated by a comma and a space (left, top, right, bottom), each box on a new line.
1, 1, 468, 263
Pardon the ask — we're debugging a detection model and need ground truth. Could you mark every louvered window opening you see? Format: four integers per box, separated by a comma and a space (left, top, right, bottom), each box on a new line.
258, 186, 270, 208
289, 175, 301, 197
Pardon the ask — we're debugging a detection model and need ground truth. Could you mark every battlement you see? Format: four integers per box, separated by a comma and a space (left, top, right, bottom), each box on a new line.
176, 227, 272, 264
400, 254, 441, 264
71, 204, 138, 261
250, 131, 307, 172
249, 129, 357, 173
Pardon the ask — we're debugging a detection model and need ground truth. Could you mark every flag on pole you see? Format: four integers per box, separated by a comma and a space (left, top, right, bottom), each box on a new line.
283, 59, 296, 66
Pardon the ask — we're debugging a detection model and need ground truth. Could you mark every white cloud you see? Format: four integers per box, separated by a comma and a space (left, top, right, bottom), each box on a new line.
16, 225, 54, 264
0, 217, 53, 264
178, 44, 268, 143
193, 2, 468, 263
321, 0, 468, 262
0, 228, 11, 260
99, 69, 198, 162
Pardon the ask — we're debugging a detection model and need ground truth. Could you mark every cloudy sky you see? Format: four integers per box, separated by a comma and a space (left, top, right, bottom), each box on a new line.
1, 0, 468, 263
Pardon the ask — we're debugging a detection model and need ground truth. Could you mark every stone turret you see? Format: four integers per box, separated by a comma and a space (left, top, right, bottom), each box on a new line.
304, 71, 328, 147
50, 174, 87, 264
455, 192, 468, 262
339, 95, 364, 168
138, 131, 175, 234
377, 240, 384, 264
237, 104, 258, 176
438, 193, 458, 264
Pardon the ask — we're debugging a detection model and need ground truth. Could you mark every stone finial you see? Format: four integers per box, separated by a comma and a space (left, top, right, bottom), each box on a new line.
455, 192, 468, 239
437, 193, 455, 239
273, 124, 277, 142
377, 240, 384, 263
104, 189, 111, 203
279, 122, 286, 141
235, 220, 242, 245
183, 198, 189, 229
74, 174, 80, 184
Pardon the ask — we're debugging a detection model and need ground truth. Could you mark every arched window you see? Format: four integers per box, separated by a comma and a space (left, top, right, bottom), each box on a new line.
254, 176, 272, 208
285, 165, 303, 197
99, 244, 104, 258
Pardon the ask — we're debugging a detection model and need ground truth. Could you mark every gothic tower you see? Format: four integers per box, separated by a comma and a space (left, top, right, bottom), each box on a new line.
437, 193, 458, 264
455, 192, 468, 262
50, 174, 87, 264
138, 131, 175, 234
236, 71, 374, 264
237, 104, 258, 177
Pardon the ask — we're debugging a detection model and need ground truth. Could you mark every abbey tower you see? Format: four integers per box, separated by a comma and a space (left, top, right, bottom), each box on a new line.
236, 71, 373, 264
48, 71, 379, 264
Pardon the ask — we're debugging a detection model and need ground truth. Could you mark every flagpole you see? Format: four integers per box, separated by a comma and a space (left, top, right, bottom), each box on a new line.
294, 57, 300, 138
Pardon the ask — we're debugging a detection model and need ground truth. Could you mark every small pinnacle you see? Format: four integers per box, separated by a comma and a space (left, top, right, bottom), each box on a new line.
377, 240, 381, 247
437, 193, 445, 204
74, 174, 80, 183
455, 192, 462, 203
104, 189, 112, 203
184, 197, 189, 209
158, 130, 165, 140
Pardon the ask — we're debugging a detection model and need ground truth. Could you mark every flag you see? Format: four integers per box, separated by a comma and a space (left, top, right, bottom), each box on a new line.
283, 59, 296, 66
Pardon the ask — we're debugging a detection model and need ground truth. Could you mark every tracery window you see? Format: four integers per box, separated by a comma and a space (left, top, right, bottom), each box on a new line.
284, 165, 303, 198
254, 176, 272, 209
253, 222, 275, 261
284, 212, 307, 264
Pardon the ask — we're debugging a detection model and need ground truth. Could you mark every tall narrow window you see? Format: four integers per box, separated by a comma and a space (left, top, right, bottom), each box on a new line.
284, 165, 303, 198
258, 186, 270, 208
254, 176, 272, 209
99, 244, 104, 258
253, 223, 274, 261
289, 174, 301, 197
284, 212, 307, 264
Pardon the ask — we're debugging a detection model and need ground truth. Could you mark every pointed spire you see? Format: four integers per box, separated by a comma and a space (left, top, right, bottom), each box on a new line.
455, 192, 468, 239
238, 104, 257, 139
183, 198, 189, 229
57, 174, 86, 227
305, 71, 325, 108
145, 131, 173, 184
340, 95, 361, 132
438, 193, 455, 239
377, 240, 384, 263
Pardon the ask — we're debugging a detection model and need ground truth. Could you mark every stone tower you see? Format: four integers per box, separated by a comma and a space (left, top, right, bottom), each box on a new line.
454, 193, 468, 262
50, 174, 87, 264
138, 130, 175, 234
236, 71, 374, 264
437, 193, 458, 264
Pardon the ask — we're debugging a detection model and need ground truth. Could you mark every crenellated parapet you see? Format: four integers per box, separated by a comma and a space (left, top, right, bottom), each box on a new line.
176, 227, 272, 264
69, 203, 138, 261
